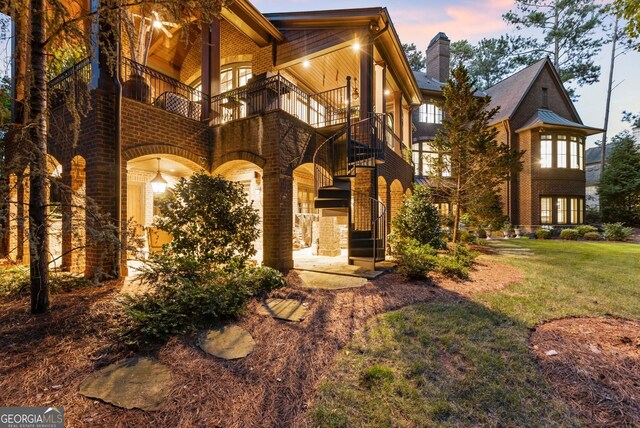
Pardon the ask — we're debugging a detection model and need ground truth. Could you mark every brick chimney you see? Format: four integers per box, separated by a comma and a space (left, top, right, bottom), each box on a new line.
425, 32, 450, 82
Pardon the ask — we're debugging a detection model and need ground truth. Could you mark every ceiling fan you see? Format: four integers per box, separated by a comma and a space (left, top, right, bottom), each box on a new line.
125, 10, 179, 63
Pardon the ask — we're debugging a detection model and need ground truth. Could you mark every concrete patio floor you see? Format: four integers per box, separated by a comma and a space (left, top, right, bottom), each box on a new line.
292, 247, 391, 279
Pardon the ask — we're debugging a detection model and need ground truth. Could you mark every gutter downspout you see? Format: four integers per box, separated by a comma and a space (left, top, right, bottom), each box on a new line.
114, 18, 123, 278
503, 119, 512, 224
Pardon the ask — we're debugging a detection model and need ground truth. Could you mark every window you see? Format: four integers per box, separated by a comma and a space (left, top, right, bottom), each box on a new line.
418, 103, 442, 123
412, 141, 450, 177
541, 135, 553, 168
434, 203, 449, 216
570, 197, 581, 224
557, 197, 567, 224
540, 134, 584, 170
556, 136, 567, 168
220, 63, 252, 92
541, 197, 552, 224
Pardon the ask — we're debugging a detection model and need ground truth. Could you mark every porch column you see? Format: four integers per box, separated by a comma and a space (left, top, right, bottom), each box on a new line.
374, 61, 386, 115
262, 170, 294, 271
359, 34, 374, 117
393, 91, 402, 138
201, 18, 221, 121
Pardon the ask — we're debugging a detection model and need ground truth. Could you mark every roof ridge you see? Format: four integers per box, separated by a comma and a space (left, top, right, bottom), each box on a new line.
485, 58, 547, 92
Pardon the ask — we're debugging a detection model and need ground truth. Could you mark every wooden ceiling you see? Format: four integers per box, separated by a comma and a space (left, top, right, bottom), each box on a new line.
283, 46, 360, 94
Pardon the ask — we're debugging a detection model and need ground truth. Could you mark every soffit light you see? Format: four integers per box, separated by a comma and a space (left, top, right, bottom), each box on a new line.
303, 60, 310, 68
150, 158, 167, 194
353, 41, 361, 51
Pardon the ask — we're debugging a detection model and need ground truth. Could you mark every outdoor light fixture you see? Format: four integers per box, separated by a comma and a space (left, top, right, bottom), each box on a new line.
352, 78, 359, 101
303, 60, 310, 68
150, 158, 167, 194
353, 41, 361, 51
384, 89, 390, 96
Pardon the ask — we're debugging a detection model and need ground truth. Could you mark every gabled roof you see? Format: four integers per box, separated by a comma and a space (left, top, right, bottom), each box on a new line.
485, 59, 546, 124
222, 0, 284, 46
585, 143, 618, 165
413, 71, 445, 93
485, 57, 580, 126
515, 109, 604, 135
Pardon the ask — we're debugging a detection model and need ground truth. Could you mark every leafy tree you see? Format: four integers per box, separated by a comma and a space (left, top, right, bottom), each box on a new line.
402, 43, 425, 72
503, 0, 606, 98
392, 184, 445, 249
430, 66, 524, 243
5, 0, 231, 313
152, 173, 260, 269
598, 132, 640, 225
612, 0, 640, 50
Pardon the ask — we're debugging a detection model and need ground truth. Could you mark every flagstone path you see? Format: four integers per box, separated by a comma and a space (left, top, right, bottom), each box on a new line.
486, 239, 535, 256
198, 325, 256, 360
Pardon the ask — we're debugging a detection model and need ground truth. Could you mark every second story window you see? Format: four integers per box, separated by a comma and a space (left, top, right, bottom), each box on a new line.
418, 103, 442, 124
540, 134, 584, 170
541, 135, 553, 168
220, 63, 252, 92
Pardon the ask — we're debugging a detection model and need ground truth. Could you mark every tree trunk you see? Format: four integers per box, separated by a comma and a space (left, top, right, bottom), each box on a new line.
600, 17, 619, 198
452, 173, 462, 243
28, 0, 50, 314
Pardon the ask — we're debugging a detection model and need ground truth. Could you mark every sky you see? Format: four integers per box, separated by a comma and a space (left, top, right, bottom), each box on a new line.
253, 0, 640, 148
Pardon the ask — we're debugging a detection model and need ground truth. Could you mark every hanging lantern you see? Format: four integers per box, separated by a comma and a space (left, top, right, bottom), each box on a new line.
150, 158, 167, 194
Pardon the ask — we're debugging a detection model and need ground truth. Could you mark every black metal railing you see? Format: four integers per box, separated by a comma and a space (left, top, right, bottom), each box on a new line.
211, 74, 360, 127
48, 57, 92, 109
352, 189, 386, 262
121, 57, 206, 121
349, 113, 386, 169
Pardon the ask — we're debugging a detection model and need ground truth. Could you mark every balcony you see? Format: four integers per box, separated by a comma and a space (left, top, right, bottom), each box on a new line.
121, 58, 206, 121
210, 74, 359, 128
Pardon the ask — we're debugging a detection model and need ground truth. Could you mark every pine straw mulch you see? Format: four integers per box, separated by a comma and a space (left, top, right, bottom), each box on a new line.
531, 317, 640, 427
0, 258, 519, 428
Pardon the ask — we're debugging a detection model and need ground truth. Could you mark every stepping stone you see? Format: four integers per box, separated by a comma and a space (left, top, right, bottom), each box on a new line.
79, 357, 172, 411
257, 298, 308, 322
297, 271, 367, 290
198, 325, 255, 360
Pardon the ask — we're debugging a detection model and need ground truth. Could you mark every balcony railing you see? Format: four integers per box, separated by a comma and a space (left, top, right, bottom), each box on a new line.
121, 57, 206, 121
48, 57, 91, 109
210, 74, 360, 128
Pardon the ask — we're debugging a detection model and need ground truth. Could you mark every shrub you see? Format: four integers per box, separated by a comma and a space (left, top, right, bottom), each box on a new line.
560, 229, 579, 240
575, 225, 598, 237
603, 222, 633, 241
476, 229, 487, 239
583, 231, 602, 241
0, 267, 91, 299
392, 185, 445, 249
535, 229, 552, 239
392, 237, 438, 280
459, 230, 477, 244
122, 173, 282, 343
450, 244, 478, 268
122, 266, 284, 342
435, 256, 470, 280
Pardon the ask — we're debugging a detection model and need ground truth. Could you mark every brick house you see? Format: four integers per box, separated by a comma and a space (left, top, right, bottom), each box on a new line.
6, 1, 420, 277
412, 33, 603, 230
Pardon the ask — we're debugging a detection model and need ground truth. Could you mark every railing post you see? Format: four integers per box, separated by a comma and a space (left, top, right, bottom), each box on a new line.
346, 76, 351, 171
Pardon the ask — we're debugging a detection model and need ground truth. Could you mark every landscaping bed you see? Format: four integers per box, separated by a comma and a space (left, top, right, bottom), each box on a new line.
0, 258, 511, 427
531, 317, 640, 428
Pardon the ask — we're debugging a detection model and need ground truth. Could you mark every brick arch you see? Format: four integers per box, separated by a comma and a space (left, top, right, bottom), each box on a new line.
212, 151, 266, 173
390, 179, 404, 229
123, 144, 206, 172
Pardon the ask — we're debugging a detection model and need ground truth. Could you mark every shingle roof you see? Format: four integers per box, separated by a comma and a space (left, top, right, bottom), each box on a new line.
484, 58, 547, 124
412, 71, 445, 92
585, 164, 601, 186
585, 143, 617, 165
515, 109, 604, 135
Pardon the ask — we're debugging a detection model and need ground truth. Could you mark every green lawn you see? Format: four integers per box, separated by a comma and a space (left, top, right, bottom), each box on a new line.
480, 240, 640, 326
311, 240, 640, 427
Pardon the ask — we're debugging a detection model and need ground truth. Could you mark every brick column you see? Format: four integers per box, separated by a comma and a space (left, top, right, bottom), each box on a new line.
262, 170, 293, 271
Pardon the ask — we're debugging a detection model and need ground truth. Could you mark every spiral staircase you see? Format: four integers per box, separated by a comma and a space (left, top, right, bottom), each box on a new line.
313, 86, 387, 270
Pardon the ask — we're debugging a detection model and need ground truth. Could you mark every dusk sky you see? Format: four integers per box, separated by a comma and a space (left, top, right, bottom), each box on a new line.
254, 0, 640, 148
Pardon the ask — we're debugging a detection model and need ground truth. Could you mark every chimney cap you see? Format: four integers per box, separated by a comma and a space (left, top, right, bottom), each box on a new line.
428, 32, 450, 48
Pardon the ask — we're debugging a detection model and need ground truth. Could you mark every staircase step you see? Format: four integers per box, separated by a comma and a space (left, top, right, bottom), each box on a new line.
350, 238, 384, 248
351, 230, 372, 240
314, 198, 350, 209
318, 187, 350, 200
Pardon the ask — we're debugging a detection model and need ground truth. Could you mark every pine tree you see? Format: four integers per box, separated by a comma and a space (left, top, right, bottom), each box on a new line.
599, 132, 640, 225
402, 43, 425, 72
430, 66, 523, 242
503, 0, 606, 98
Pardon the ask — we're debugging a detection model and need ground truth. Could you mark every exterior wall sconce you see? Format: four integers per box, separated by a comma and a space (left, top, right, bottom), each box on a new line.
150, 158, 168, 194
